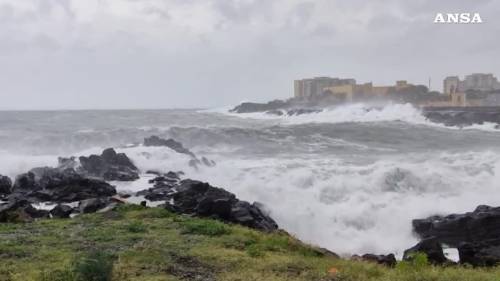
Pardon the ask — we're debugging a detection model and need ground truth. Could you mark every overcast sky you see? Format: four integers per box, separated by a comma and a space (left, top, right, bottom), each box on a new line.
0, 0, 498, 109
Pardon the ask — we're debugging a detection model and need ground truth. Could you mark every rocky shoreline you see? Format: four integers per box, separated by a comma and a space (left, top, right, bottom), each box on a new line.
1, 135, 500, 268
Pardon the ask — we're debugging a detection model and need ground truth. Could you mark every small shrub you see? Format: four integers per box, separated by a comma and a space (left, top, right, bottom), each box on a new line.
126, 221, 147, 233
246, 244, 265, 258
396, 252, 429, 272
73, 251, 115, 281
181, 219, 231, 236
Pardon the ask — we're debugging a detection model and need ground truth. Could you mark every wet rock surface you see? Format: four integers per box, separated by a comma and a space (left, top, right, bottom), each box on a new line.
413, 205, 500, 247
458, 239, 500, 267
78, 148, 139, 181
0, 175, 12, 197
50, 204, 74, 218
11, 167, 116, 203
413, 205, 500, 266
422, 107, 500, 127
144, 136, 215, 169
0, 199, 49, 222
144, 136, 197, 158
138, 177, 278, 231
403, 237, 450, 265
354, 254, 397, 267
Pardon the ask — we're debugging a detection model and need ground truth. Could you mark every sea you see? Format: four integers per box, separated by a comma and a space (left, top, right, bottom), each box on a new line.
1, 103, 500, 259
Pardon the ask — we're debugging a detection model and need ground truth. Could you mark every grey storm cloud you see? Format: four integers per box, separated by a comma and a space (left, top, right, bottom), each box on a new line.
0, 0, 498, 110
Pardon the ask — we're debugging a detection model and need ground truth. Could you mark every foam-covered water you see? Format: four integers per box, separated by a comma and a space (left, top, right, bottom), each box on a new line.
1, 105, 500, 257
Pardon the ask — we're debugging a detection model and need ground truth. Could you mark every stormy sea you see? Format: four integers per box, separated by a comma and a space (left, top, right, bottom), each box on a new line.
1, 103, 500, 259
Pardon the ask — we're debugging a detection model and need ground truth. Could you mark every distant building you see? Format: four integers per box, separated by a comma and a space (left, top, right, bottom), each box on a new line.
443, 76, 461, 95
443, 73, 500, 95
440, 73, 500, 107
294, 77, 356, 99
322, 80, 413, 102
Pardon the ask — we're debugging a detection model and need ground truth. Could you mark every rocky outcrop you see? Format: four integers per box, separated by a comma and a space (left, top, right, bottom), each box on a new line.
137, 172, 180, 201
79, 198, 111, 214
138, 177, 278, 232
144, 136, 215, 169
413, 205, 500, 266
12, 167, 116, 203
0, 199, 49, 222
403, 237, 449, 265
144, 136, 196, 158
0, 175, 12, 197
78, 148, 139, 181
50, 204, 74, 218
423, 107, 500, 127
354, 254, 397, 267
458, 239, 500, 267
230, 100, 290, 113
413, 205, 500, 247
169, 180, 278, 231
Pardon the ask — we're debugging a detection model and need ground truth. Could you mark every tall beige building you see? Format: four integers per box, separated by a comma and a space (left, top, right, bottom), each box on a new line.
294, 77, 356, 99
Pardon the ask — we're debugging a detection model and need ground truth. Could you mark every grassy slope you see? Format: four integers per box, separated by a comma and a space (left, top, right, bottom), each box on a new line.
0, 205, 500, 281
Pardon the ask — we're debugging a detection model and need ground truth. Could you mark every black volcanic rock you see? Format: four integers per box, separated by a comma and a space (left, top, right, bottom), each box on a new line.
12, 167, 116, 203
423, 107, 500, 127
136, 172, 181, 201
0, 175, 12, 197
358, 254, 397, 267
144, 136, 196, 158
169, 179, 278, 231
78, 148, 139, 181
50, 204, 74, 218
0, 199, 48, 222
230, 100, 289, 113
413, 205, 500, 247
137, 177, 278, 231
403, 237, 449, 265
458, 239, 500, 267
413, 205, 500, 266
79, 197, 110, 214
144, 136, 216, 169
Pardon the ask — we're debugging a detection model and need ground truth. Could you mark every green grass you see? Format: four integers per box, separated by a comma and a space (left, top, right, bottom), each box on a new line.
0, 206, 499, 281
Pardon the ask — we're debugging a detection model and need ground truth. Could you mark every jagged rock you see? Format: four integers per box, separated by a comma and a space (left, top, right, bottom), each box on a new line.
12, 167, 116, 203
0, 175, 12, 197
413, 205, 500, 267
57, 157, 78, 170
423, 107, 500, 127
144, 136, 215, 168
50, 204, 74, 218
79, 148, 139, 181
230, 100, 289, 113
356, 254, 397, 267
79, 198, 109, 214
413, 205, 500, 247
286, 108, 322, 116
136, 173, 180, 201
0, 199, 48, 222
403, 237, 449, 265
458, 239, 500, 267
166, 179, 278, 231
144, 136, 196, 158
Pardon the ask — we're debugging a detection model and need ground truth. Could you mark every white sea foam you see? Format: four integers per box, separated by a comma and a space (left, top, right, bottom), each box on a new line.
0, 150, 59, 179
225, 103, 500, 131
1, 108, 499, 259
99, 144, 497, 257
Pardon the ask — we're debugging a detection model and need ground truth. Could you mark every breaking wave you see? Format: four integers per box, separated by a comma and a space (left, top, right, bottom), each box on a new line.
225, 103, 500, 131
1, 108, 500, 259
